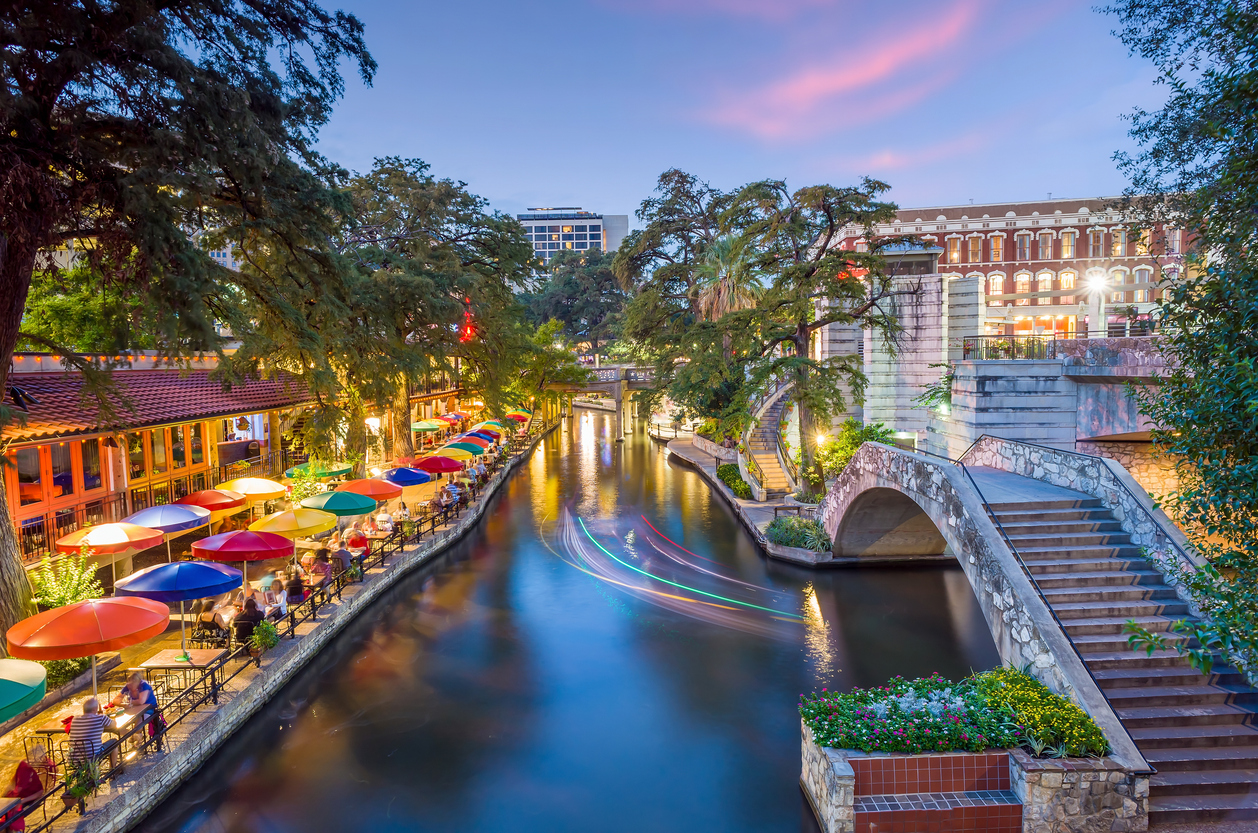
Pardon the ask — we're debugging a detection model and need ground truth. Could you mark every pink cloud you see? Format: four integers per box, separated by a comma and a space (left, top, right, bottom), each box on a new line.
829, 130, 992, 173
700, 0, 981, 140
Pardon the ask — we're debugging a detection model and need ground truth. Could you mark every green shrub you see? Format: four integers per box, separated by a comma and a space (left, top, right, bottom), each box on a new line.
716, 464, 752, 499
766, 516, 831, 551
800, 668, 1108, 758
805, 418, 895, 486
43, 658, 91, 689
30, 547, 102, 609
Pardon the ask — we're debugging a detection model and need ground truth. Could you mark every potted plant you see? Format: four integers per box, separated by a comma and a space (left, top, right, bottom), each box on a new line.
62, 757, 101, 814
248, 620, 280, 664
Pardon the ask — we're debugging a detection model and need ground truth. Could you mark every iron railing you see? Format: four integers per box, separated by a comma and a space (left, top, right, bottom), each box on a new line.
962, 335, 1059, 361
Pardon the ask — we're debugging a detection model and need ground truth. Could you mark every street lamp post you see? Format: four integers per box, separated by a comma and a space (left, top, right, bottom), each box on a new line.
1086, 269, 1108, 339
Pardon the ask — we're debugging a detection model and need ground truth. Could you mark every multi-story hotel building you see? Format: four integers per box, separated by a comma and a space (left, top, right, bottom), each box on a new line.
517, 207, 629, 266
842, 196, 1185, 337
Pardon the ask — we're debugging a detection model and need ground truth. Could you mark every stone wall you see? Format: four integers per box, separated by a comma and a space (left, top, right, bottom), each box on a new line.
801, 720, 856, 833
692, 433, 737, 462
1075, 441, 1179, 503
83, 423, 560, 833
1056, 336, 1173, 374
1009, 749, 1148, 833
959, 436, 1201, 612
863, 273, 948, 443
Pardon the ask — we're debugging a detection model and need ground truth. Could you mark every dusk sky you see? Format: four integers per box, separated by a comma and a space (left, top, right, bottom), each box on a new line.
315, 0, 1164, 224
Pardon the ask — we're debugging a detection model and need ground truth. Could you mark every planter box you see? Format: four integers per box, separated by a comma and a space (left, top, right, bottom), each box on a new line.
802, 719, 1148, 833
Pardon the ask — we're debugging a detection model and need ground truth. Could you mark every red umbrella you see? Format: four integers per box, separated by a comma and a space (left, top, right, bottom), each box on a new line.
414, 456, 464, 474
453, 436, 490, 448
192, 530, 293, 594
505, 413, 529, 422
7, 598, 170, 697
55, 522, 163, 555
336, 478, 403, 501
175, 489, 248, 512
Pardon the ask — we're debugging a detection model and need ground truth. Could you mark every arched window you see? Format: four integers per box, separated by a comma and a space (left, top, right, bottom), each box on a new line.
1110, 269, 1129, 303
987, 274, 1005, 304
1015, 272, 1031, 305
1133, 268, 1152, 303
1059, 270, 1076, 305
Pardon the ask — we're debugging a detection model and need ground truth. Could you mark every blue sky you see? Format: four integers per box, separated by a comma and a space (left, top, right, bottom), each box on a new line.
315, 0, 1163, 224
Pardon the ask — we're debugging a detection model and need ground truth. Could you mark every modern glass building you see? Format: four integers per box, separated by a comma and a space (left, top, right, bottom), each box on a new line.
517, 207, 628, 266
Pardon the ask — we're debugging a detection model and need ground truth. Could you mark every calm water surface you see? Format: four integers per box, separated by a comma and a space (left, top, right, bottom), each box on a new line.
143, 410, 999, 833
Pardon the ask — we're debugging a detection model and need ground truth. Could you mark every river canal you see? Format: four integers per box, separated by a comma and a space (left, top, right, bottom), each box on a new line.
141, 409, 1000, 833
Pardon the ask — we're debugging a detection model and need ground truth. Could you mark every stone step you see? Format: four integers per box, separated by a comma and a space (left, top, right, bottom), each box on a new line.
1151, 769, 1258, 796
1093, 665, 1245, 689
1005, 532, 1133, 549
1116, 702, 1258, 728
1144, 745, 1258, 772
1033, 569, 1167, 588
990, 507, 1115, 524
987, 497, 1103, 512
1024, 557, 1148, 574
1039, 585, 1180, 604
1129, 724, 1258, 750
999, 520, 1125, 536
1016, 546, 1144, 561
1103, 683, 1258, 709
1062, 614, 1184, 637
1149, 792, 1258, 824
1080, 647, 1199, 668
1049, 600, 1192, 620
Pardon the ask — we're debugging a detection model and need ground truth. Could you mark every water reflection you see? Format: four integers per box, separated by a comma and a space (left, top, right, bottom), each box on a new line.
142, 410, 999, 833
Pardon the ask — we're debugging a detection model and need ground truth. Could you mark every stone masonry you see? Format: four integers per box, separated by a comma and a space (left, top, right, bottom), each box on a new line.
1074, 441, 1178, 503
1009, 749, 1148, 833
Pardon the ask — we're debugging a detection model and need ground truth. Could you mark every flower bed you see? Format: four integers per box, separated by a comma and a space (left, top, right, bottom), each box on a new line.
716, 463, 752, 499
799, 668, 1108, 758
766, 516, 830, 551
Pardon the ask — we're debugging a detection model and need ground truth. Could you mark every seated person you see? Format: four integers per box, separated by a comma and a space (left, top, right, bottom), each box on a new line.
284, 567, 307, 606
393, 501, 410, 522
475, 461, 487, 480
242, 583, 267, 612
68, 698, 120, 769
232, 598, 264, 645
110, 671, 157, 720
309, 550, 333, 587
5, 743, 55, 813
264, 578, 288, 620
374, 510, 394, 534
345, 523, 370, 556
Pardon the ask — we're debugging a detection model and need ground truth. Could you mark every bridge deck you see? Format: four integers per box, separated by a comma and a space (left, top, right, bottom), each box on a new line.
964, 466, 1092, 505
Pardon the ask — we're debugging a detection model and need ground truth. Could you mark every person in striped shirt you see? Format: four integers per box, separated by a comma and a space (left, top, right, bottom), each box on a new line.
68, 698, 119, 769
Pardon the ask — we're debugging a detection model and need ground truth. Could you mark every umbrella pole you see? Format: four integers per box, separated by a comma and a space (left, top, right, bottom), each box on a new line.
166, 538, 173, 563
91, 655, 98, 700
178, 600, 190, 662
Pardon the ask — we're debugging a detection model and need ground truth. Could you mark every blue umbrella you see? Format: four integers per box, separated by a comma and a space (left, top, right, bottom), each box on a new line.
463, 431, 497, 443
115, 560, 242, 661
379, 467, 431, 487
123, 504, 212, 562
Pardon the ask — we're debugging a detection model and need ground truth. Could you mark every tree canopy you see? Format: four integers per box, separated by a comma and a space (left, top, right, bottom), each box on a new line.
523, 248, 628, 354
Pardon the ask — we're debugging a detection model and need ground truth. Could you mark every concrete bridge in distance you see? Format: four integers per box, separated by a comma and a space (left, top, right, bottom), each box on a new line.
548, 365, 654, 439
815, 435, 1253, 827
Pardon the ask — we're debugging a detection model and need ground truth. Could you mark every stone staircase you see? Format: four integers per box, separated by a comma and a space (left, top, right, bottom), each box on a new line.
983, 485, 1258, 826
746, 395, 791, 499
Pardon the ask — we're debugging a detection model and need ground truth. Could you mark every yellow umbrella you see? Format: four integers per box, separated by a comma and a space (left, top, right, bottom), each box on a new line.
434, 447, 474, 461
218, 477, 287, 503
248, 508, 337, 539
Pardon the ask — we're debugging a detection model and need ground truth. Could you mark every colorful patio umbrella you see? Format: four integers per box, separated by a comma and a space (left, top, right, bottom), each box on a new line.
434, 446, 475, 461
411, 420, 446, 432
478, 420, 506, 427
176, 489, 247, 512
464, 431, 497, 442
299, 490, 378, 517
379, 467, 432, 487
444, 442, 485, 456
193, 529, 294, 595
505, 413, 529, 422
284, 461, 353, 479
123, 504, 212, 562
0, 659, 46, 723
56, 522, 164, 556
336, 478, 404, 501
249, 508, 338, 538
7, 598, 170, 697
114, 561, 242, 661
413, 455, 464, 474
217, 477, 287, 503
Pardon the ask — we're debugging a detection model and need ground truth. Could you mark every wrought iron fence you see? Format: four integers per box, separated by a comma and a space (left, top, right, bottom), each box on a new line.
962, 335, 1059, 361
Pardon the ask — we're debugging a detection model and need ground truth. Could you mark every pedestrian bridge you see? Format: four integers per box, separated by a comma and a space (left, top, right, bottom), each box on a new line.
550, 365, 655, 437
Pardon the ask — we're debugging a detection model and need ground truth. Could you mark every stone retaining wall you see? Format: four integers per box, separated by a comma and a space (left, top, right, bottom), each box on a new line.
692, 433, 737, 462
1074, 440, 1178, 503
84, 424, 560, 833
1009, 749, 1148, 833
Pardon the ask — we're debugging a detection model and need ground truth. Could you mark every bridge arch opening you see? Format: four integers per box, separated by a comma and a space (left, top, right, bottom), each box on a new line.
834, 487, 950, 559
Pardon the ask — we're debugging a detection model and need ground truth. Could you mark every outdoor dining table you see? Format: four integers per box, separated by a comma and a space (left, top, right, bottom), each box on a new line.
140, 648, 227, 704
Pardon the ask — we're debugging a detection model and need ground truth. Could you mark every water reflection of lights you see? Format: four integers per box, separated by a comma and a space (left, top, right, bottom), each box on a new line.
547, 508, 802, 640
802, 583, 836, 677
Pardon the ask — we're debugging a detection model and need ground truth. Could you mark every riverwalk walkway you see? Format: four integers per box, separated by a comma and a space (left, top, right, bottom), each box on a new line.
663, 437, 782, 546
0, 418, 559, 833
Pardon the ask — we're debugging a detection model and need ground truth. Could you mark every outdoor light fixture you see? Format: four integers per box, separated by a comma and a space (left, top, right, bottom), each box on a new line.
1087, 269, 1107, 291
102, 436, 120, 449
364, 417, 381, 431
816, 433, 828, 445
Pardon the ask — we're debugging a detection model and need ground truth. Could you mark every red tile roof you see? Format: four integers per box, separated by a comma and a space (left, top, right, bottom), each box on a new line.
4, 369, 313, 443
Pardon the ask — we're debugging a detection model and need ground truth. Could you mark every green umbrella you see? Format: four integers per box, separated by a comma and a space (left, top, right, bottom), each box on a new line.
299, 490, 378, 517
412, 420, 446, 432
0, 658, 46, 723
444, 442, 485, 456
285, 461, 353, 479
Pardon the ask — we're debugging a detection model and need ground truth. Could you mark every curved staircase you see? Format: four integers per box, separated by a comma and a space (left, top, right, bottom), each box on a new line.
746, 395, 792, 499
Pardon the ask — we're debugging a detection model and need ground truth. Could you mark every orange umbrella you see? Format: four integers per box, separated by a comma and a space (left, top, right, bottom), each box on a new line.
55, 522, 163, 555
336, 478, 403, 501
7, 598, 170, 697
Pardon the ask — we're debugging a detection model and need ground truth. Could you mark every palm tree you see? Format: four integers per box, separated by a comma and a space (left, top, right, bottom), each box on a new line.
692, 236, 763, 322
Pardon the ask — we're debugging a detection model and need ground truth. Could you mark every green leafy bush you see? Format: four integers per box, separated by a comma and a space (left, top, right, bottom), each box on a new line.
800, 668, 1108, 758
716, 463, 752, 499
250, 619, 281, 653
809, 419, 895, 485
766, 516, 831, 551
43, 658, 91, 689
30, 547, 102, 609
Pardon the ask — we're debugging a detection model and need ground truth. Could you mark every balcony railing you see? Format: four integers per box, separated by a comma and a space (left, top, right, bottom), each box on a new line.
962, 336, 1060, 361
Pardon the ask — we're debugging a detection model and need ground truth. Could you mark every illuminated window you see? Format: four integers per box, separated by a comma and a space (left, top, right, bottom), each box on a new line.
1089, 229, 1104, 258
49, 443, 74, 497
16, 448, 41, 506
1016, 234, 1031, 260
1037, 272, 1053, 293
151, 429, 167, 476
947, 238, 960, 263
1039, 233, 1054, 260
127, 433, 146, 480
1135, 232, 1149, 255
1111, 229, 1126, 257
990, 235, 1004, 262
1015, 273, 1031, 304
1059, 271, 1076, 304
81, 438, 102, 490
1110, 271, 1128, 302
1060, 231, 1075, 259
171, 425, 186, 469
562, 226, 573, 233
987, 274, 1004, 302
967, 237, 982, 263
